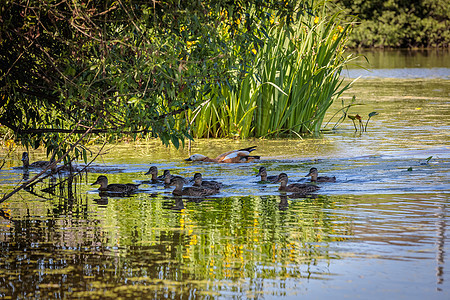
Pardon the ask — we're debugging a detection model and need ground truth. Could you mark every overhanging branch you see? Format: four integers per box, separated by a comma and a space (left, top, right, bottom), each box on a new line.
0, 104, 190, 135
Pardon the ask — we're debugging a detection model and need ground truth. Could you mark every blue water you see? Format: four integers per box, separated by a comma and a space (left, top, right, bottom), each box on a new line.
342, 67, 450, 79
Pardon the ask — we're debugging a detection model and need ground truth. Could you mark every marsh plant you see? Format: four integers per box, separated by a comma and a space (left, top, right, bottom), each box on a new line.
188, 1, 356, 138
325, 94, 378, 132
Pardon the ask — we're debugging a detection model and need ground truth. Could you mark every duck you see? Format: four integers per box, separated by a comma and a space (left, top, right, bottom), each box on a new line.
305, 167, 336, 182
91, 175, 140, 193
185, 146, 260, 163
256, 166, 278, 183
169, 177, 219, 197
21, 152, 54, 169
277, 173, 320, 194
163, 170, 189, 186
193, 173, 223, 189
144, 166, 165, 182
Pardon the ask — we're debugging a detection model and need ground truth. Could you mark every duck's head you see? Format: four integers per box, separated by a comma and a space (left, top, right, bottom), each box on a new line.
276, 173, 289, 184
169, 177, 184, 188
305, 167, 318, 177
145, 166, 158, 175
256, 166, 267, 177
91, 175, 108, 186
193, 172, 203, 183
163, 170, 171, 178
185, 154, 207, 161
21, 152, 29, 162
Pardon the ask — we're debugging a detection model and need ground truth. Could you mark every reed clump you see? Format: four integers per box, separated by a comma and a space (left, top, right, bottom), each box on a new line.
188, 1, 356, 138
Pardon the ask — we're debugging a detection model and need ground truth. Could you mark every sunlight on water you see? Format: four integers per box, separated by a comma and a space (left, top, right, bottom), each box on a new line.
1, 72, 449, 298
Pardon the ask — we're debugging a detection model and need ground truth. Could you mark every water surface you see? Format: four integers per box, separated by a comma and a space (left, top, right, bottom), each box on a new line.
1, 56, 449, 299
343, 49, 450, 79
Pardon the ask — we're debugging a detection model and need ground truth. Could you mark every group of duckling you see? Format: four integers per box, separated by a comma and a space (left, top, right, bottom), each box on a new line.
21, 146, 336, 198
91, 165, 335, 197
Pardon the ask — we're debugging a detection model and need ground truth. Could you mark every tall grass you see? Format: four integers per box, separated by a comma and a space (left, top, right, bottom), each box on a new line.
189, 2, 355, 138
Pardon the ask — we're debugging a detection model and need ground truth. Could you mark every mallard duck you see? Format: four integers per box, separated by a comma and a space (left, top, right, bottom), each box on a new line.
144, 166, 164, 182
305, 167, 336, 182
256, 166, 278, 183
163, 170, 189, 185
170, 177, 219, 197
277, 173, 320, 194
91, 175, 140, 193
185, 146, 260, 163
193, 173, 223, 189
21, 152, 53, 169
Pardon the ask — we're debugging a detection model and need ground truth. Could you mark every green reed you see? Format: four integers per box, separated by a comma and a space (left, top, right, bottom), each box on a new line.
189, 2, 355, 138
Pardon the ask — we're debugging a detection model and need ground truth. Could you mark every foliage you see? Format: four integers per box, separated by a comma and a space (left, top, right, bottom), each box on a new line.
0, 0, 300, 161
189, 1, 356, 138
331, 0, 450, 48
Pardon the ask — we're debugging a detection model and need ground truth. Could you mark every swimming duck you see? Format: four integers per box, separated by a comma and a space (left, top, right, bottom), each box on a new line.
305, 167, 336, 182
144, 166, 165, 182
193, 173, 223, 189
277, 173, 320, 194
21, 152, 54, 169
91, 175, 140, 193
185, 146, 260, 163
170, 177, 219, 197
256, 166, 278, 183
163, 170, 189, 185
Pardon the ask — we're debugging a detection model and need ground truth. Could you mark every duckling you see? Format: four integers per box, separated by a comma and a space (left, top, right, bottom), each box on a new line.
193, 173, 223, 189
277, 173, 320, 194
305, 167, 336, 182
91, 175, 140, 193
185, 146, 260, 163
21, 152, 53, 169
163, 170, 189, 186
144, 166, 164, 182
256, 166, 278, 183
170, 177, 219, 197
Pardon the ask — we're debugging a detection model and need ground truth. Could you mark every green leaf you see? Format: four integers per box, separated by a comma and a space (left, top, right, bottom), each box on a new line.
83, 148, 87, 164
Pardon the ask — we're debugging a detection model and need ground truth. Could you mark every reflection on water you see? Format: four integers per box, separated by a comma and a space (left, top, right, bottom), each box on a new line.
1, 73, 449, 298
342, 67, 450, 79
344, 49, 450, 79
0, 187, 448, 298
350, 49, 450, 69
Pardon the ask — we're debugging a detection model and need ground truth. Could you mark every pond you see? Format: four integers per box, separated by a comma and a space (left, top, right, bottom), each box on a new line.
1, 51, 449, 299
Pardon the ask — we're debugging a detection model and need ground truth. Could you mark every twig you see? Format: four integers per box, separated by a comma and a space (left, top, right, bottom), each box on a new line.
0, 121, 98, 204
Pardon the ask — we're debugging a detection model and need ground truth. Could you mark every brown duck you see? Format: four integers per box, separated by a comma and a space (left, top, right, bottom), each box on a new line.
305, 167, 336, 182
21, 152, 53, 169
256, 166, 278, 183
277, 173, 320, 194
170, 177, 219, 197
91, 175, 140, 193
193, 173, 223, 189
163, 170, 189, 186
144, 166, 164, 182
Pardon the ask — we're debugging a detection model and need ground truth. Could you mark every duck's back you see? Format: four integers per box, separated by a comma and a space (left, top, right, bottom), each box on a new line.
181, 186, 219, 197
267, 175, 278, 183
197, 180, 223, 189
317, 176, 336, 183
29, 161, 51, 168
286, 183, 320, 193
104, 183, 139, 193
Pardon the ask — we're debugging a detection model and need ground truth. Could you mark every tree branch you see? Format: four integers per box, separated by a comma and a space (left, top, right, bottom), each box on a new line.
0, 121, 98, 204
0, 105, 190, 135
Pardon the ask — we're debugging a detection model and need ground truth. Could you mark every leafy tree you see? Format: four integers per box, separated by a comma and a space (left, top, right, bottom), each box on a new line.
0, 0, 302, 162
332, 0, 450, 47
